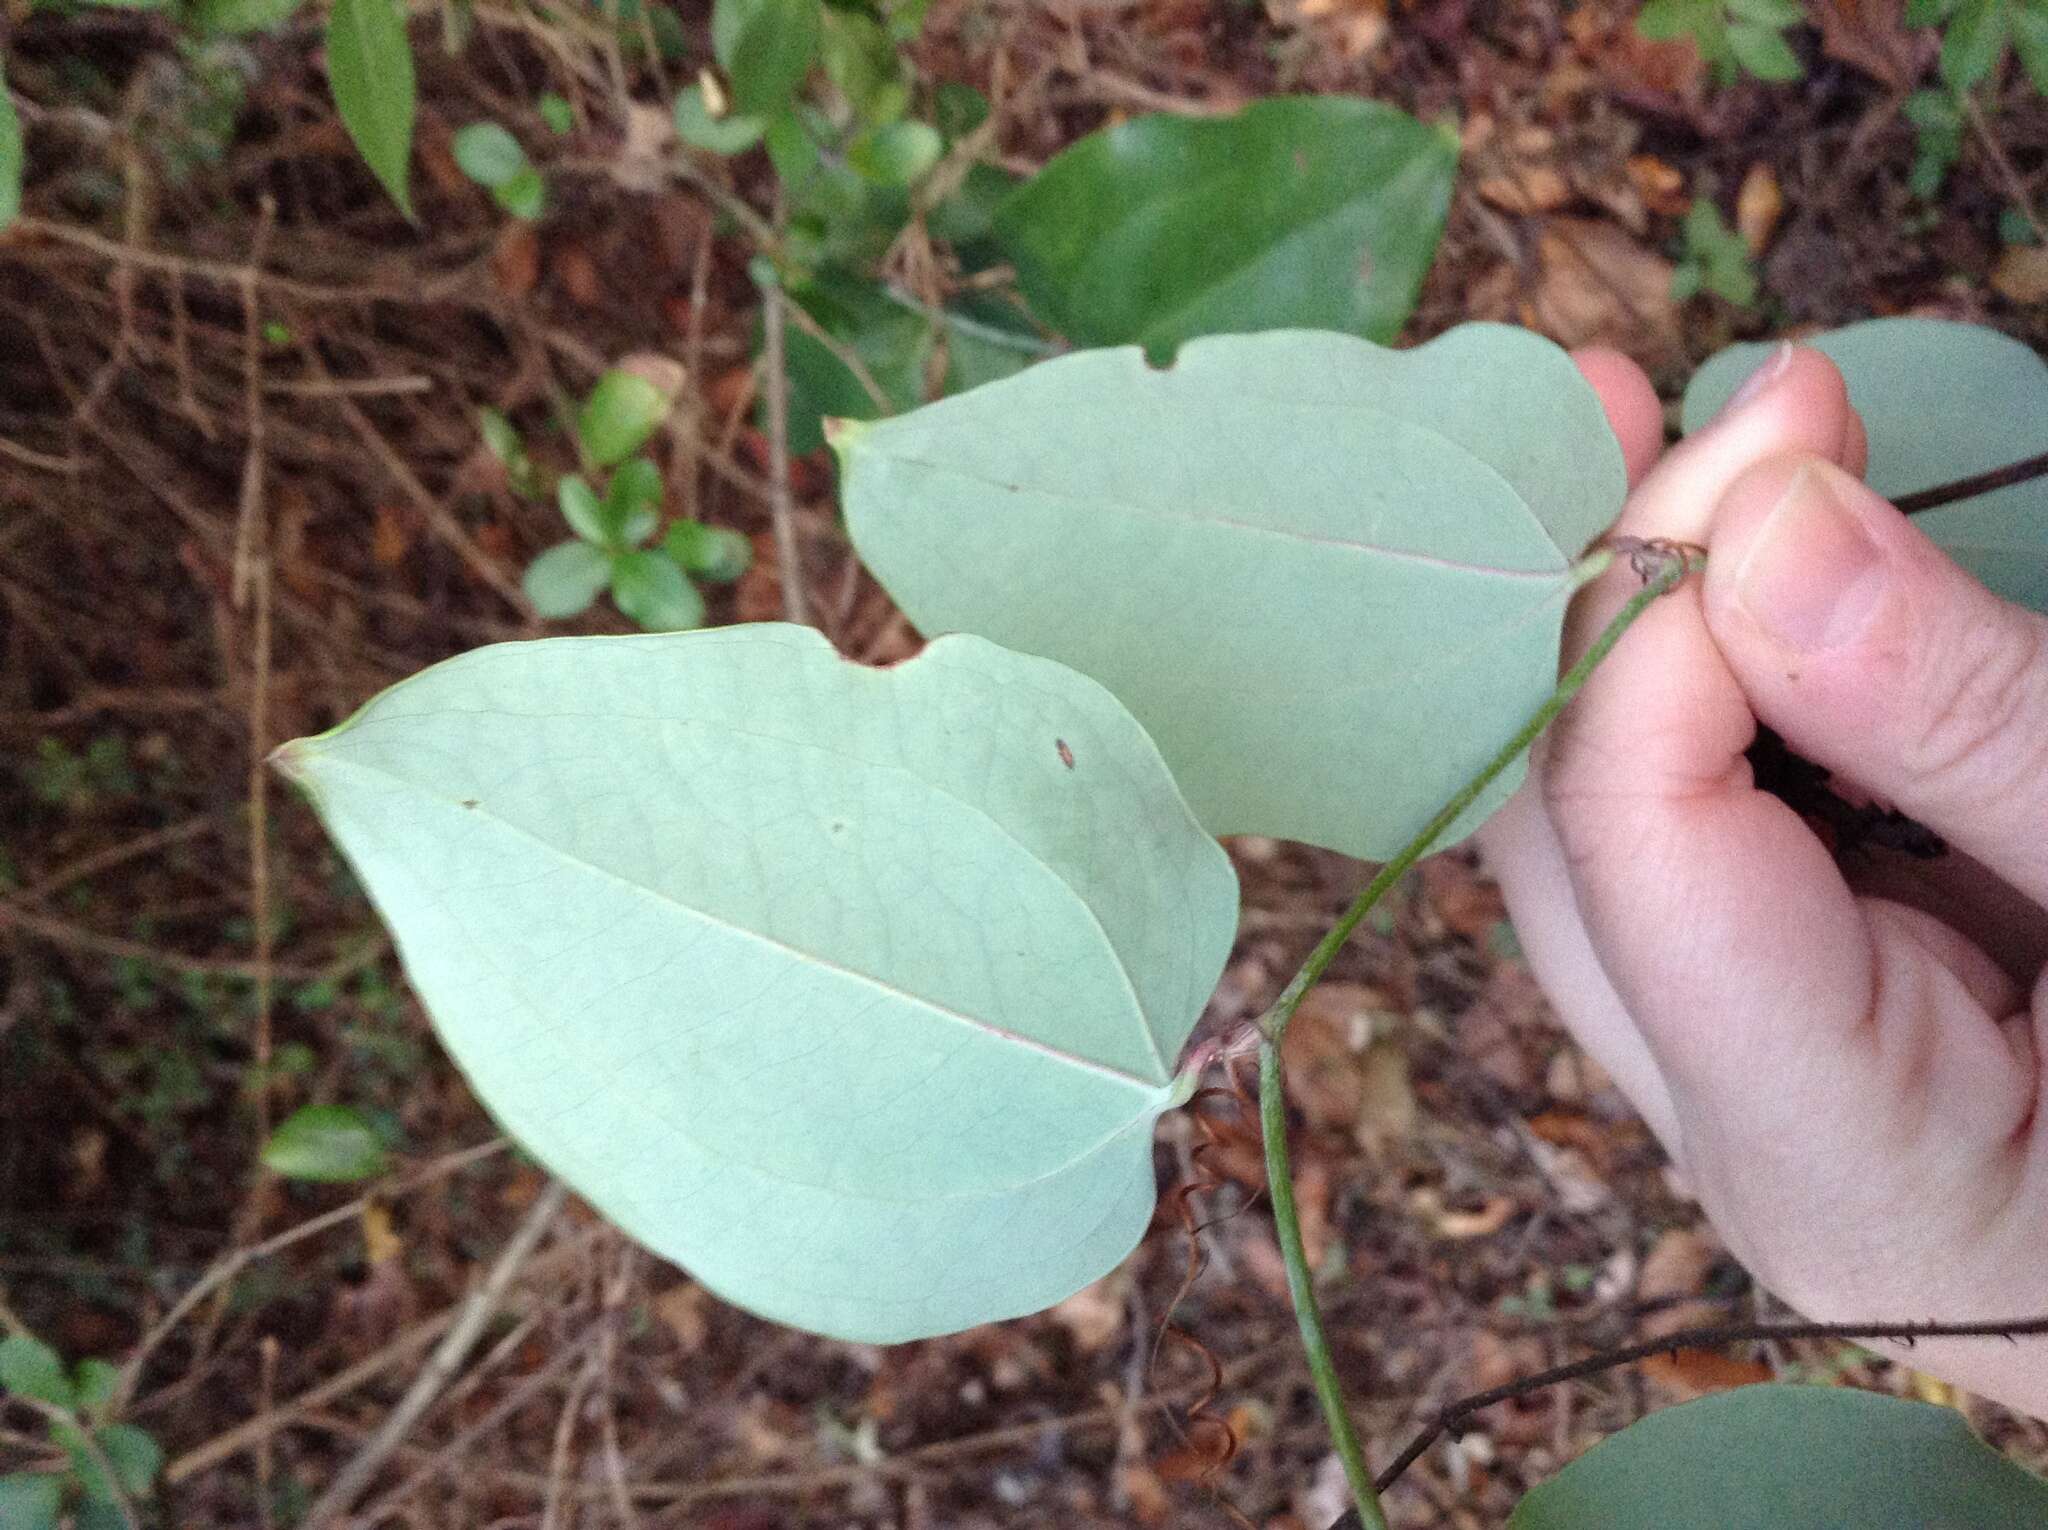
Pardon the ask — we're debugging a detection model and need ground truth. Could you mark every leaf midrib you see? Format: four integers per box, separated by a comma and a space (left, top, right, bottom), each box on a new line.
309, 749, 1172, 1098
860, 452, 1567, 580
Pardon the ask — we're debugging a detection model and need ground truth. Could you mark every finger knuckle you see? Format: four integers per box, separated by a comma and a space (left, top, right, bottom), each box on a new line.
1906, 608, 2048, 802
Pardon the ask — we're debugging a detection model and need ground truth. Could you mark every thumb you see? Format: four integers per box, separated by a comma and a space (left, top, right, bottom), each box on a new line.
1702, 456, 2048, 910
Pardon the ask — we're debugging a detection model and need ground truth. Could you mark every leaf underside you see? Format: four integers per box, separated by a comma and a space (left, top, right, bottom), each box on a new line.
279, 626, 1237, 1341
1682, 318, 2048, 614
839, 325, 1628, 859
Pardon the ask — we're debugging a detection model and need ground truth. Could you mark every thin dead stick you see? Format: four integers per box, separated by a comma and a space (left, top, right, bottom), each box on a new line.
121, 1139, 509, 1409
301, 1178, 571, 1528
9, 217, 488, 306
162, 1224, 599, 1486
0, 899, 341, 982
1961, 96, 2048, 247
779, 297, 893, 413
760, 277, 810, 626
346, 1331, 591, 1529
314, 360, 532, 616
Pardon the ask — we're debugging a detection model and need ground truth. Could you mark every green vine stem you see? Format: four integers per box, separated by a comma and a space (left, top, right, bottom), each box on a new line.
1254, 540, 1705, 1530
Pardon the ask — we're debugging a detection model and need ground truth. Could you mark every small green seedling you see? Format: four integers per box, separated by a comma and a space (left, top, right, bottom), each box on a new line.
1636, 0, 1807, 82
1907, 0, 2048, 95
1671, 197, 1760, 305
0, 1334, 163, 1530
518, 369, 751, 630
452, 122, 546, 221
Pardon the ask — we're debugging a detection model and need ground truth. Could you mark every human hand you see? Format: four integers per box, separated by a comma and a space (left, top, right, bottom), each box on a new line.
1477, 344, 2048, 1419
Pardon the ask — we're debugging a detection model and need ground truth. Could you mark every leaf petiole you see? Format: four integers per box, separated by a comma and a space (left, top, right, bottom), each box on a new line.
1253, 543, 1704, 1530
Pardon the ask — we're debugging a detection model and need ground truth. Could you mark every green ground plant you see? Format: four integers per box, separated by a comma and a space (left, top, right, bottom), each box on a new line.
0, 1335, 163, 1530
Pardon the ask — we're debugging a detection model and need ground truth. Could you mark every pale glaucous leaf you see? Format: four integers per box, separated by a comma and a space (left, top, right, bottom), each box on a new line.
838, 325, 1626, 858
275, 626, 1238, 1341
1683, 318, 2048, 613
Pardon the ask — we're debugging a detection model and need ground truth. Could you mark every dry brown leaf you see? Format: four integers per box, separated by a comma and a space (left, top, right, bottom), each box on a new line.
1527, 217, 1683, 371
1478, 165, 1572, 215
1421, 1192, 1517, 1239
1814, 0, 1921, 86
1118, 1463, 1175, 1524
655, 1282, 712, 1352
1992, 245, 2048, 305
491, 222, 541, 299
1627, 154, 1690, 217
1271, 0, 1389, 57
360, 1200, 402, 1265
1049, 1270, 1127, 1354
1355, 1040, 1417, 1155
1638, 1224, 1718, 1306
1640, 1346, 1774, 1398
1295, 1153, 1335, 1271
1736, 163, 1785, 256
370, 504, 412, 568
552, 243, 604, 309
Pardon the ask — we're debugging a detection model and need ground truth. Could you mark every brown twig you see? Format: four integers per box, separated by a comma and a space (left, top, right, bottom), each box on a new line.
120, 1139, 510, 1411
760, 275, 810, 626
300, 1177, 571, 1528
1894, 449, 2048, 517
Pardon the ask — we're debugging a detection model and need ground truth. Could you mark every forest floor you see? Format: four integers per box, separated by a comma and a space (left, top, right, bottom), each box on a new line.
2, 0, 2047, 1525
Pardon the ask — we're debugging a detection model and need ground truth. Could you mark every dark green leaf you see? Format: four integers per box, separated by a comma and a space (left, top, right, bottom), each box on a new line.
539, 92, 574, 134
523, 541, 613, 618
712, 0, 821, 116
0, 57, 22, 232
0, 1334, 73, 1409
557, 474, 612, 545
1511, 1385, 2048, 1528
493, 165, 546, 220
259, 1103, 388, 1182
992, 96, 1457, 356
93, 1425, 161, 1499
579, 370, 675, 468
933, 81, 989, 139
70, 1359, 119, 1417
193, 0, 301, 33
663, 521, 752, 581
927, 160, 1020, 267
0, 1473, 62, 1530
1905, 0, 1960, 23
1727, 0, 1805, 25
609, 550, 705, 630
327, 0, 417, 217
1941, 0, 2011, 87
1636, 0, 1713, 40
1727, 20, 1805, 77
776, 276, 1037, 453
819, 9, 903, 123
673, 84, 765, 154
847, 119, 941, 186
2013, 0, 2048, 88
452, 122, 526, 188
604, 457, 664, 546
